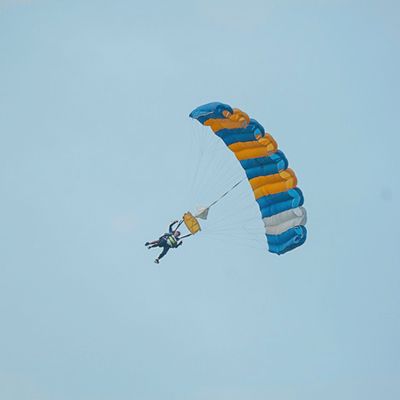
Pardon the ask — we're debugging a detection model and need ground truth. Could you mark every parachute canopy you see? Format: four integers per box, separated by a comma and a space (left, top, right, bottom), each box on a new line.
189, 102, 307, 255
183, 212, 201, 235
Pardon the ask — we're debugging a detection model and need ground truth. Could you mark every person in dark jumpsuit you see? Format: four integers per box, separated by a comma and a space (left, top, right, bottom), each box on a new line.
145, 220, 191, 264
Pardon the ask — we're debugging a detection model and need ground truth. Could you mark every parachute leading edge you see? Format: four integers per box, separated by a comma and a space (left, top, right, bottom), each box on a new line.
189, 102, 307, 255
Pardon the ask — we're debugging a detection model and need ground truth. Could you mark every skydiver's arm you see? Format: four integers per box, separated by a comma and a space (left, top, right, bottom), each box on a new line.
169, 221, 178, 233
169, 220, 183, 233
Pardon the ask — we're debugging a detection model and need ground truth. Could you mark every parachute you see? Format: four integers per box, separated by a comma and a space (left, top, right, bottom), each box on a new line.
189, 102, 307, 255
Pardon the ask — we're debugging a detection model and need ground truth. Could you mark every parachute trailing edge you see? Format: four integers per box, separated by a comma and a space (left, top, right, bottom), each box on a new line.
189, 102, 307, 255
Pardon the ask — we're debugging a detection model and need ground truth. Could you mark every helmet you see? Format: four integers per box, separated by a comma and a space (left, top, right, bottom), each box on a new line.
174, 230, 181, 237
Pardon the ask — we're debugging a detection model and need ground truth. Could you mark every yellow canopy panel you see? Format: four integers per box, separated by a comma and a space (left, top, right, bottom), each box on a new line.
183, 212, 201, 235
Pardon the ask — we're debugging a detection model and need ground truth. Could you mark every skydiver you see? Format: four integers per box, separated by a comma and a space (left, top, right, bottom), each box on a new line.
145, 220, 192, 264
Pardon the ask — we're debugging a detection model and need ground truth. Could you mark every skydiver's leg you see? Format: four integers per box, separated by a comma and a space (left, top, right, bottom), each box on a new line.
146, 239, 160, 248
155, 245, 169, 263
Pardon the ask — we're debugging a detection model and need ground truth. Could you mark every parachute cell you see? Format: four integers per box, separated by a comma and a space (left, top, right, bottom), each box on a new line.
189, 102, 307, 255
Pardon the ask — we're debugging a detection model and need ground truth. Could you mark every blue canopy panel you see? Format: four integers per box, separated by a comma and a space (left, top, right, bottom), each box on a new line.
240, 151, 288, 180
189, 102, 233, 125
215, 119, 265, 145
266, 225, 307, 255
256, 188, 304, 218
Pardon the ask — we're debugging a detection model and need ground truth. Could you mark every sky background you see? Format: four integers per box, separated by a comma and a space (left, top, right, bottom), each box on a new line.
1, 1, 400, 399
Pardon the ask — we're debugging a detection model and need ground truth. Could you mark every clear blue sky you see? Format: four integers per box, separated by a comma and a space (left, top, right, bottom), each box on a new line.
1, 1, 399, 399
